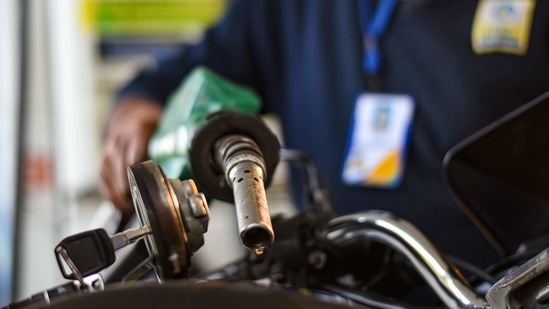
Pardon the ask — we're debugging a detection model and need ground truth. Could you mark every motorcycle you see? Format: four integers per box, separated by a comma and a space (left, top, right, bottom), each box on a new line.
4, 69, 549, 309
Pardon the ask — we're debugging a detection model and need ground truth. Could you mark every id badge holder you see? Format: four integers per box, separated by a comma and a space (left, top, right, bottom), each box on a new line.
342, 93, 415, 188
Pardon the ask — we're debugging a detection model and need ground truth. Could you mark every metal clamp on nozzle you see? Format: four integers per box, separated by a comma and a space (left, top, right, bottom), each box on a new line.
215, 135, 274, 252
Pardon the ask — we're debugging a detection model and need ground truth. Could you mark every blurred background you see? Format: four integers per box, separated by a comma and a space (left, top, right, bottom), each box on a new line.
0, 0, 294, 306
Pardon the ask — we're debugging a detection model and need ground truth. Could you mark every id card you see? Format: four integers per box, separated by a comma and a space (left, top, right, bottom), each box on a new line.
342, 93, 414, 188
472, 0, 535, 55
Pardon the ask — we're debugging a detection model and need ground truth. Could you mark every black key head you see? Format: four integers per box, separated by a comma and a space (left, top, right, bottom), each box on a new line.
55, 228, 115, 280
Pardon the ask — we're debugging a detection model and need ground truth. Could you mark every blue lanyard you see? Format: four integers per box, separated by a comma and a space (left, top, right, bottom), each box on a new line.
358, 0, 399, 89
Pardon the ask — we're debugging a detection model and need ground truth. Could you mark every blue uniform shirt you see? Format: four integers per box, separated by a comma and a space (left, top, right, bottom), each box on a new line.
118, 0, 549, 267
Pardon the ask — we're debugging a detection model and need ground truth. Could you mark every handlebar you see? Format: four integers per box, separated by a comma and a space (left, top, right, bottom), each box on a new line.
325, 211, 489, 309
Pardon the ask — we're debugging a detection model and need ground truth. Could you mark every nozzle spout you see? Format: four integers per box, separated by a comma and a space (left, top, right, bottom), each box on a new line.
215, 135, 274, 251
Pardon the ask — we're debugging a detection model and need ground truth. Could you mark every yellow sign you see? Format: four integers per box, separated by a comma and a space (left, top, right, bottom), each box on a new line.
81, 0, 227, 37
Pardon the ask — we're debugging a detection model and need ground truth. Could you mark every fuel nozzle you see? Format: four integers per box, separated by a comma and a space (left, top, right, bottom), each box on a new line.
146, 68, 279, 252
189, 111, 280, 252
215, 135, 274, 252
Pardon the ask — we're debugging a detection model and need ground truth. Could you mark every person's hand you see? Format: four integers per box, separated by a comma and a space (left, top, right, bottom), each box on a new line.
99, 97, 163, 216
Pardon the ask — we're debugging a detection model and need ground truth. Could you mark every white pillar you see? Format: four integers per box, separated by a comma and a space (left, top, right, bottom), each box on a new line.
0, 0, 20, 305
47, 0, 99, 236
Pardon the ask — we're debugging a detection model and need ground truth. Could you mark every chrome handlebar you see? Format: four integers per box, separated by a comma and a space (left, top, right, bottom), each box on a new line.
326, 211, 489, 309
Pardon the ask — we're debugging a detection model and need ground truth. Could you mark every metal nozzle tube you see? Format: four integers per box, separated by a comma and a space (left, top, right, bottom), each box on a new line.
228, 160, 274, 250
215, 135, 275, 251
